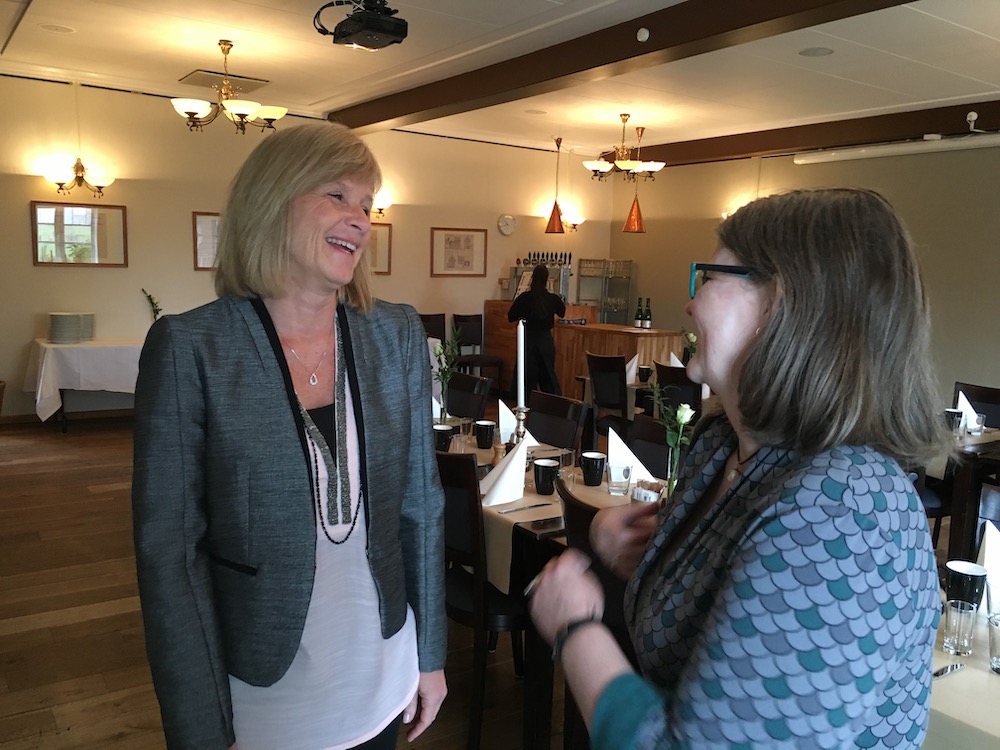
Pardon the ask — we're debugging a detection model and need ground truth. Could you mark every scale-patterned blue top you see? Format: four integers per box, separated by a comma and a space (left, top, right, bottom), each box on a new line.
591, 415, 940, 749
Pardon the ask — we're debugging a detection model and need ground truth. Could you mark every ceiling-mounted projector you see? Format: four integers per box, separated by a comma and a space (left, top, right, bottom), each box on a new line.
314, 1, 408, 51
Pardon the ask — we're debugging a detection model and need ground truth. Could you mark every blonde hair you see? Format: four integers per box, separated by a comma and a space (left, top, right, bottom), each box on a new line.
214, 122, 381, 312
719, 188, 947, 466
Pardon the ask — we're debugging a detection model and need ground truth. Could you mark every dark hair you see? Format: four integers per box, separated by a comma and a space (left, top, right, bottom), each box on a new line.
719, 187, 946, 466
214, 122, 381, 311
529, 264, 550, 316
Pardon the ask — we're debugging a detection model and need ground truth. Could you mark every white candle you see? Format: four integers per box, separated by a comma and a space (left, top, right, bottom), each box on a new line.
516, 319, 526, 409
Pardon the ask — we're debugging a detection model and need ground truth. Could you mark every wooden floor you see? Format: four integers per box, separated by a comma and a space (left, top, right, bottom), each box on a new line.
0, 418, 564, 750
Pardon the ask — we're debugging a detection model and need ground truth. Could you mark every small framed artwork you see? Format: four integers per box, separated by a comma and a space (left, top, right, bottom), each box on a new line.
370, 222, 392, 275
193, 212, 219, 271
430, 227, 487, 277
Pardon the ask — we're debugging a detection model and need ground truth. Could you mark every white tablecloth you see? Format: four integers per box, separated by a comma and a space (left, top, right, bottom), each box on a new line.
22, 338, 144, 421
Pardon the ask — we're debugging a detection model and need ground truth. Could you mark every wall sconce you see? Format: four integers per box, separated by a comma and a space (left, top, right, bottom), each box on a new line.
43, 157, 115, 198
372, 187, 393, 218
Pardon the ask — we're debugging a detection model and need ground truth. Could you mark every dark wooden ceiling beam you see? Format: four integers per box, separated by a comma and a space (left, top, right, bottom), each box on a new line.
640, 99, 1000, 165
328, 0, 909, 133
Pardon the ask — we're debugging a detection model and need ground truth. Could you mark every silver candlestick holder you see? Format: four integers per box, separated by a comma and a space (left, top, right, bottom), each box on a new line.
514, 406, 529, 444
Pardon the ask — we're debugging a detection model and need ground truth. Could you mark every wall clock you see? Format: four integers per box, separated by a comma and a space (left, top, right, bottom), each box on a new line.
497, 214, 517, 236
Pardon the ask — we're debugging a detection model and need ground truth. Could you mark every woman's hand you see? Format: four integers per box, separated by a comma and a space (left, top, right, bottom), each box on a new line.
528, 549, 604, 644
404, 669, 447, 741
590, 503, 658, 579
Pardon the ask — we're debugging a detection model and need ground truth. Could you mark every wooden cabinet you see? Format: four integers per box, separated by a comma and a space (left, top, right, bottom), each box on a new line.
484, 300, 683, 398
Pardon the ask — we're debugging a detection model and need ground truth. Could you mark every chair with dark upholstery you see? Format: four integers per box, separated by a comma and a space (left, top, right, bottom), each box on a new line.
526, 390, 589, 452
953, 381, 1000, 552
906, 465, 951, 551
557, 478, 638, 750
453, 313, 503, 394
418, 312, 446, 341
437, 451, 525, 750
628, 413, 669, 481
585, 352, 634, 442
446, 370, 493, 421
652, 361, 703, 419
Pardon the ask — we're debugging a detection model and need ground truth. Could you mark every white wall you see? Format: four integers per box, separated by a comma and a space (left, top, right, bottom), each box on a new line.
0, 76, 612, 417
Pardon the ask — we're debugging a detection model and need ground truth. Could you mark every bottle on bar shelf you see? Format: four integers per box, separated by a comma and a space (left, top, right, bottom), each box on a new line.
634, 297, 644, 328
643, 298, 652, 329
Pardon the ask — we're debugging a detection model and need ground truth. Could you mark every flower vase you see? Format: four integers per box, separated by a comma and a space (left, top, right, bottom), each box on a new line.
439, 387, 448, 425
664, 445, 678, 498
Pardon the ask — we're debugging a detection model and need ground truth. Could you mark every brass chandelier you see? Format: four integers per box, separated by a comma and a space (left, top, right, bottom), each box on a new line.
582, 114, 665, 181
170, 40, 288, 134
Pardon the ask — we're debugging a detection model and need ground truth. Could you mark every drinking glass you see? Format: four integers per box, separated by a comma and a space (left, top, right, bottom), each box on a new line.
560, 449, 577, 488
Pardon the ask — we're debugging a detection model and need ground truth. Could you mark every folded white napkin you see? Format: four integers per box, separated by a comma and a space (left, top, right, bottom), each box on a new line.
480, 438, 529, 507
670, 352, 684, 367
498, 400, 539, 448
957, 390, 978, 429
625, 354, 638, 384
608, 427, 657, 482
977, 521, 1000, 585
431, 396, 441, 419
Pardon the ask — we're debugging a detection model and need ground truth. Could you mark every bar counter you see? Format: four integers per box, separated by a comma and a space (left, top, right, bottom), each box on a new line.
483, 299, 683, 397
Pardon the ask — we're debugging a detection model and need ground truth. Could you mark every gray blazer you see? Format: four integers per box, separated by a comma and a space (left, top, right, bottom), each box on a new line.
131, 295, 446, 750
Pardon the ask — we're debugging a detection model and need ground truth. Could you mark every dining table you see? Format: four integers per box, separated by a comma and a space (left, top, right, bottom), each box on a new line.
924, 605, 1000, 748
479, 464, 632, 750
943, 428, 1000, 561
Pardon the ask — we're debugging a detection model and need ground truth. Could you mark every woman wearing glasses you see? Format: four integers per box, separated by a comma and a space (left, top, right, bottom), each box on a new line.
529, 188, 946, 748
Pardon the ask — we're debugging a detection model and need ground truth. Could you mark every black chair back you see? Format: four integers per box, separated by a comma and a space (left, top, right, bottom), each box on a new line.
628, 414, 669, 480
453, 313, 504, 394
954, 381, 1000, 427
419, 313, 446, 341
447, 370, 493, 420
453, 313, 485, 350
526, 391, 589, 452
585, 351, 630, 439
652, 361, 703, 418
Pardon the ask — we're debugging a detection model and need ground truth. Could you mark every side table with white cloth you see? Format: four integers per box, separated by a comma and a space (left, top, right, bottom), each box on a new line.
22, 338, 144, 429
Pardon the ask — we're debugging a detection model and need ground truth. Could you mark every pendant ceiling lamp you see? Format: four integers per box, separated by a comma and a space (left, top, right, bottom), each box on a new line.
583, 114, 665, 181
170, 40, 288, 134
42, 82, 115, 197
622, 184, 646, 233
544, 137, 565, 234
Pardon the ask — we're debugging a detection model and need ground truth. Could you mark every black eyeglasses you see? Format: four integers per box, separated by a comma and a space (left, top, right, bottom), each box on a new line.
689, 262, 755, 299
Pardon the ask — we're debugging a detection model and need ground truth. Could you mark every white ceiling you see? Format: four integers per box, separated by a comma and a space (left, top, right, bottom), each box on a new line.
2, 0, 999, 156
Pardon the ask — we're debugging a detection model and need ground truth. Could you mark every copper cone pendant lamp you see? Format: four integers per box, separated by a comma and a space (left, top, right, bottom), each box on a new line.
545, 137, 565, 234
623, 186, 646, 233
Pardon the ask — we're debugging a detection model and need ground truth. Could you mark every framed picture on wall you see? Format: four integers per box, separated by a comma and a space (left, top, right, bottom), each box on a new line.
193, 212, 219, 271
370, 222, 392, 275
430, 227, 487, 277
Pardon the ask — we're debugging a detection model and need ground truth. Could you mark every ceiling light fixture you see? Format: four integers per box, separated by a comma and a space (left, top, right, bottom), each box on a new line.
313, 1, 408, 51
794, 111, 1000, 164
545, 137, 565, 234
170, 40, 287, 134
583, 114, 665, 181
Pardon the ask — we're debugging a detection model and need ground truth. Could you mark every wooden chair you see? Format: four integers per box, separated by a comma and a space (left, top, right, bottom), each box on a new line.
453, 313, 503, 393
447, 371, 493, 421
585, 352, 633, 442
526, 391, 589, 452
952, 381, 1000, 551
437, 451, 526, 750
628, 413, 669, 481
652, 361, 703, 418
906, 466, 950, 551
556, 478, 638, 749
418, 312, 446, 341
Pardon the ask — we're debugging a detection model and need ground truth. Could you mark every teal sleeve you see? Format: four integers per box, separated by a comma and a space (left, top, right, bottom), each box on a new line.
591, 673, 669, 750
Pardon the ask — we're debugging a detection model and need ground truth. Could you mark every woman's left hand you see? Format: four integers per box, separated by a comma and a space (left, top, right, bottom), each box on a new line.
404, 669, 447, 741
528, 548, 605, 645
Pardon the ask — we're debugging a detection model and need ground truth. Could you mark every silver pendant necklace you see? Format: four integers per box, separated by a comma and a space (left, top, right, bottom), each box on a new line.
727, 444, 760, 482
284, 337, 332, 386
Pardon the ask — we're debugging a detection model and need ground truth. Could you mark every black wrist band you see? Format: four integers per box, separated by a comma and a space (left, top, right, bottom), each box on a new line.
552, 617, 602, 662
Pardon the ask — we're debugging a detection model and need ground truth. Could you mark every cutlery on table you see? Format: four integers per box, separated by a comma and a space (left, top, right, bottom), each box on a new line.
498, 503, 551, 515
932, 664, 964, 680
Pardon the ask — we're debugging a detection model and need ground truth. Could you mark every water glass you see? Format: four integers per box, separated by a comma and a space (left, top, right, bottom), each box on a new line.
942, 599, 976, 655
606, 463, 632, 496
990, 613, 1000, 674
970, 413, 987, 436
560, 449, 577, 487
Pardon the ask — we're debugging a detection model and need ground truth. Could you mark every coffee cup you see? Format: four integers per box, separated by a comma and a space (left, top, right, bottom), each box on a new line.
945, 560, 988, 608
432, 423, 454, 452
580, 451, 607, 487
475, 419, 496, 449
638, 365, 652, 383
533, 458, 559, 496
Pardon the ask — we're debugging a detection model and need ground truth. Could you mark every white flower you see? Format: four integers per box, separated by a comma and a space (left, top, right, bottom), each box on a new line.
676, 403, 695, 426
434, 344, 443, 358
